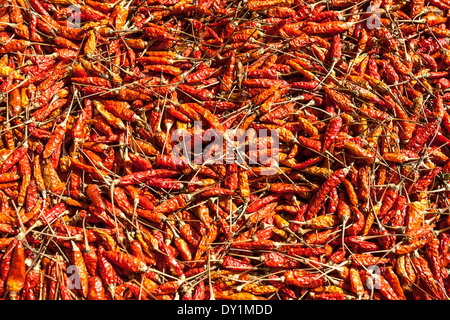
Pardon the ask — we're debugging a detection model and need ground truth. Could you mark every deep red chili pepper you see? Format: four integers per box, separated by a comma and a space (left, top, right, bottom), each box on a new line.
306, 167, 350, 219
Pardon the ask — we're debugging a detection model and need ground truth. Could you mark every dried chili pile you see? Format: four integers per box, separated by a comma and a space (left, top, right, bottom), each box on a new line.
1, 0, 450, 300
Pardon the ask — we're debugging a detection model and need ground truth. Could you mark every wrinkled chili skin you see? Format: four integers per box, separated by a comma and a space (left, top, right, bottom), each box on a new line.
1, 0, 450, 301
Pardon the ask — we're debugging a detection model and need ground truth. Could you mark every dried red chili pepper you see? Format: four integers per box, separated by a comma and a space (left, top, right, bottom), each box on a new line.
6, 240, 25, 300
1, 0, 450, 301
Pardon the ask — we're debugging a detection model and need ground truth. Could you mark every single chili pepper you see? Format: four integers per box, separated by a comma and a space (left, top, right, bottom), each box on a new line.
1, 239, 15, 282
406, 121, 438, 153
32, 97, 68, 122
115, 169, 179, 186
246, 194, 281, 214
410, 167, 442, 193
82, 246, 98, 278
349, 267, 365, 299
222, 256, 254, 271
85, 184, 105, 211
42, 157, 66, 194
287, 244, 332, 257
22, 262, 41, 301
96, 245, 119, 296
265, 183, 311, 195
425, 236, 448, 281
69, 241, 89, 298
34, 202, 67, 227
42, 122, 68, 160
304, 214, 342, 229
405, 201, 426, 232
344, 140, 376, 164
